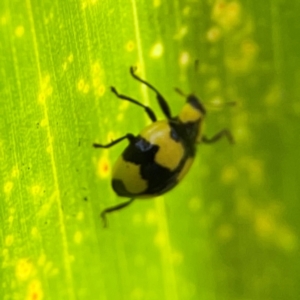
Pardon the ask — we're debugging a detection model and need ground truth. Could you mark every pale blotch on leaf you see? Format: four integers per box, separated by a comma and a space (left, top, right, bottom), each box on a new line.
4, 181, 13, 194
131, 287, 145, 300
153, 0, 161, 7
38, 75, 53, 104
97, 155, 110, 178
8, 215, 14, 225
174, 26, 188, 40
206, 78, 221, 92
76, 211, 84, 221
221, 165, 238, 184
77, 78, 90, 94
15, 25, 24, 37
225, 40, 258, 74
96, 85, 106, 97
238, 157, 264, 187
74, 231, 83, 244
107, 131, 116, 142
150, 43, 164, 58
276, 226, 298, 252
83, 83, 90, 94
26, 279, 43, 300
92, 62, 106, 96
145, 209, 157, 225
116, 112, 124, 122
11, 165, 20, 178
171, 250, 183, 265
154, 231, 167, 248
44, 261, 54, 275
62, 53, 74, 71
37, 254, 46, 266
126, 40, 135, 52
182, 6, 190, 16
5, 235, 14, 247
82, 0, 98, 8
179, 51, 190, 66
68, 53, 74, 63
212, 0, 242, 30
230, 110, 249, 142
1, 15, 8, 25
207, 26, 221, 43
217, 223, 234, 242
31, 185, 42, 196
188, 197, 201, 212
40, 118, 48, 127
31, 227, 39, 239
16, 258, 33, 281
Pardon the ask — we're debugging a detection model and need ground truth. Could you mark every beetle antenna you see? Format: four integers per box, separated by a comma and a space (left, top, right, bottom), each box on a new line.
101, 198, 135, 228
174, 87, 187, 98
205, 99, 237, 110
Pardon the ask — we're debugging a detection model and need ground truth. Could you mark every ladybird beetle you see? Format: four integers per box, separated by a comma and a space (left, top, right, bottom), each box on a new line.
93, 66, 234, 226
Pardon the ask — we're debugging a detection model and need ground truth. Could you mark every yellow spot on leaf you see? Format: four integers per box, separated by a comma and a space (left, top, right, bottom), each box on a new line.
40, 118, 48, 127
77, 79, 85, 91
76, 211, 84, 221
171, 251, 183, 265
4, 181, 13, 194
68, 53, 74, 63
145, 209, 157, 225
38, 75, 53, 104
97, 155, 110, 178
31, 227, 39, 238
16, 258, 33, 281
174, 26, 188, 40
212, 0, 242, 30
179, 51, 190, 66
1, 15, 8, 25
96, 85, 105, 97
15, 25, 24, 37
74, 231, 82, 244
126, 40, 135, 52
150, 43, 164, 58
26, 280, 43, 300
154, 231, 166, 248
31, 185, 42, 196
91, 62, 106, 96
188, 197, 201, 212
5, 235, 14, 246
221, 165, 238, 184
207, 26, 221, 43
38, 254, 46, 266
11, 165, 20, 178
218, 223, 234, 241
153, 0, 161, 7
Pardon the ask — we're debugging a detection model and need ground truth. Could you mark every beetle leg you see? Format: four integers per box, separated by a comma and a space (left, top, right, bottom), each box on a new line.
93, 134, 135, 148
101, 198, 135, 227
111, 87, 157, 122
130, 66, 172, 120
202, 129, 234, 144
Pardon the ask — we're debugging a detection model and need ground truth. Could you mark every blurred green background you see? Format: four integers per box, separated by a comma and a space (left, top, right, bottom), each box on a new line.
1, 0, 299, 299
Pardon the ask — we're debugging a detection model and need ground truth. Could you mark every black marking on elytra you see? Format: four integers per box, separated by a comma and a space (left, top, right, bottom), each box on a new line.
123, 137, 158, 164
112, 179, 135, 197
116, 134, 195, 197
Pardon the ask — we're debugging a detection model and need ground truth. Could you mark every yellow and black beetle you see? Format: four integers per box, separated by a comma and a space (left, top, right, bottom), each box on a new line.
93, 67, 233, 226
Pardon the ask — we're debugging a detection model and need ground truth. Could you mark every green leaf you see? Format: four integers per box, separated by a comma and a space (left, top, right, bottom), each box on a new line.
1, 0, 299, 299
